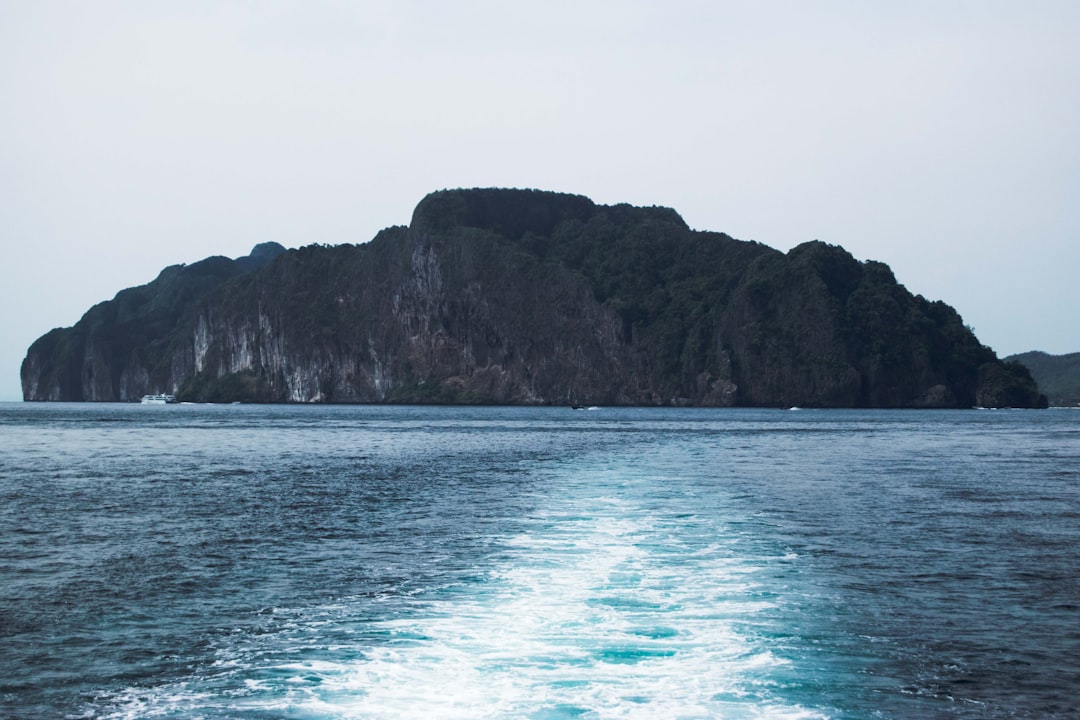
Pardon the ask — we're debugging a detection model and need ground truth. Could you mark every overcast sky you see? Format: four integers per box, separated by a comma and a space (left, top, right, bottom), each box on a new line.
2, 1, 1078, 401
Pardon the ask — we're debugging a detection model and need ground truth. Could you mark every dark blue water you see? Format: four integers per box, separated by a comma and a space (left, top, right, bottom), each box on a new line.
1, 404, 1077, 718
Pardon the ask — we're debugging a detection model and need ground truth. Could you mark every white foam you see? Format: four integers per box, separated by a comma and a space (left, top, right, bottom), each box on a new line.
298, 493, 821, 718
99, 470, 825, 719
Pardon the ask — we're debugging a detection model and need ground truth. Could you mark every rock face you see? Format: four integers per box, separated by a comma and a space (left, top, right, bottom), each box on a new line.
21, 189, 1047, 407
21, 243, 286, 402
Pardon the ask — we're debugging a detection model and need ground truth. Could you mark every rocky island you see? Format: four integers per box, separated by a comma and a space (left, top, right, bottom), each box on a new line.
21, 188, 1046, 407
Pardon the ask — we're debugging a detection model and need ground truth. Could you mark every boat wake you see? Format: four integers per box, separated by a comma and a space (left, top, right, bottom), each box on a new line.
96, 465, 823, 719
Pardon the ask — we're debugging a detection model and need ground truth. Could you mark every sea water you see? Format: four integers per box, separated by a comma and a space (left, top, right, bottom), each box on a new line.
0, 404, 1077, 719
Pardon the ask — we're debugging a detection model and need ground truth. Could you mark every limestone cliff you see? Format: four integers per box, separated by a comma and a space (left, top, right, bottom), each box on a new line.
21, 189, 1047, 407
21, 243, 285, 402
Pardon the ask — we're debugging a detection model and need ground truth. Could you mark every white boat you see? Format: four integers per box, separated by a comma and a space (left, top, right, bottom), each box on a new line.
140, 393, 177, 404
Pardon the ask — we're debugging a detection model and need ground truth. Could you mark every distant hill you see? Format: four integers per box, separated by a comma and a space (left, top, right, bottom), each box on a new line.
21, 188, 1046, 407
1005, 351, 1080, 407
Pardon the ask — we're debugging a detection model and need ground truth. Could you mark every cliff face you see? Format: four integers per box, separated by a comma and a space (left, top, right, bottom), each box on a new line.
22, 189, 1047, 407
21, 243, 285, 402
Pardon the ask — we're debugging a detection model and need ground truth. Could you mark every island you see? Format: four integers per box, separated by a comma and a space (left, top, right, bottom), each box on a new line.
21, 188, 1046, 408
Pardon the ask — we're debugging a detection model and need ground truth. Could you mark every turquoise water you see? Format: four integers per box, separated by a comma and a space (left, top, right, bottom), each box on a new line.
1, 404, 1077, 718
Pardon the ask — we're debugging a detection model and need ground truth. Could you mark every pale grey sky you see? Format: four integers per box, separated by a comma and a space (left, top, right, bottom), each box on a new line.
3, 1, 1078, 401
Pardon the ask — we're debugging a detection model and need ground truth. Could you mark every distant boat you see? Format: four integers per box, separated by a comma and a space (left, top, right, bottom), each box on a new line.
140, 394, 177, 404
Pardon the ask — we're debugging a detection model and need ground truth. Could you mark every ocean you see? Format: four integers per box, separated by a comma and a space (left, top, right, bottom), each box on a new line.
1, 403, 1077, 719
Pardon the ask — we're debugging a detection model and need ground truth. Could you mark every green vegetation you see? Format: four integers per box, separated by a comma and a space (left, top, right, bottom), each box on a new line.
1005, 351, 1080, 406
384, 381, 489, 405
178, 369, 274, 403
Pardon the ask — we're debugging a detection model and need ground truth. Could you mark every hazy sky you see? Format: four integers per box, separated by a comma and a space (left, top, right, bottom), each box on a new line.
3, 1, 1078, 401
